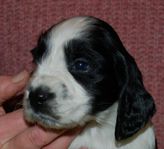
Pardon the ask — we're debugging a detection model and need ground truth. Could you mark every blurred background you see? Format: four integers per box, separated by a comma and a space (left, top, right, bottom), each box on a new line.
0, 0, 163, 148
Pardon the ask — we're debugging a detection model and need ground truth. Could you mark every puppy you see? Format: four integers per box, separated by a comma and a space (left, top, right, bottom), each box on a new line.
24, 16, 156, 149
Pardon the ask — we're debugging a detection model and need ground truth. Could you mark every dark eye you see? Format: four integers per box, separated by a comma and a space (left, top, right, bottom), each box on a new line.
73, 60, 90, 72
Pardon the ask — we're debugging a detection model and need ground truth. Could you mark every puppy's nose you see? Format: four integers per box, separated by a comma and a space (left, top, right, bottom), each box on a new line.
29, 87, 55, 108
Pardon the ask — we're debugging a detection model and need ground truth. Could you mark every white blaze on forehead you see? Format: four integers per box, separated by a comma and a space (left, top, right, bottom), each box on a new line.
37, 16, 92, 76
49, 16, 91, 47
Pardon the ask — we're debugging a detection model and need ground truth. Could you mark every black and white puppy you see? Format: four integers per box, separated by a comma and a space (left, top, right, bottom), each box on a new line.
24, 16, 156, 149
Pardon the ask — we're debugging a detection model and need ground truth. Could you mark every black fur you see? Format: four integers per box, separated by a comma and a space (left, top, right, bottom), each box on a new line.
31, 32, 49, 63
64, 17, 156, 140
89, 18, 156, 140
113, 49, 156, 140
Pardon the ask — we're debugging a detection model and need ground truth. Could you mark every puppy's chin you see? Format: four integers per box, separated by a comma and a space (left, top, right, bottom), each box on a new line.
24, 112, 74, 130
24, 109, 93, 130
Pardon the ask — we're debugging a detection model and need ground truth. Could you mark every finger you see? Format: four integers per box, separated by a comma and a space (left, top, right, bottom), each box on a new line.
0, 70, 30, 104
0, 109, 28, 145
43, 128, 82, 149
0, 107, 5, 116
2, 126, 65, 149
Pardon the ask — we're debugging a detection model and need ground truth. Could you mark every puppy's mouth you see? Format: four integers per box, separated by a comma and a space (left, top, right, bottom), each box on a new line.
24, 107, 62, 128
24, 103, 81, 129
23, 88, 93, 129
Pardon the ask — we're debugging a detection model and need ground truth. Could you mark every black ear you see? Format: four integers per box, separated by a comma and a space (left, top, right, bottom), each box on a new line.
114, 50, 156, 141
31, 32, 48, 63
31, 47, 38, 63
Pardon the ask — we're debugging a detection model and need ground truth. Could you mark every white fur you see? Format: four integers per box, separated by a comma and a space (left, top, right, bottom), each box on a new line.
69, 102, 155, 149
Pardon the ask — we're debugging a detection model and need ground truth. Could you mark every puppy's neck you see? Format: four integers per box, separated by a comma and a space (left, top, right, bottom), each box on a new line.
95, 101, 118, 127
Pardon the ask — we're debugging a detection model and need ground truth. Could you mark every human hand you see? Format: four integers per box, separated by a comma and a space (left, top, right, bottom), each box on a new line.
0, 70, 81, 149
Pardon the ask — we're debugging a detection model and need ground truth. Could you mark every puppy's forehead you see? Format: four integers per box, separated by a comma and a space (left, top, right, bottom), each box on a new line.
36, 17, 95, 75
48, 16, 93, 47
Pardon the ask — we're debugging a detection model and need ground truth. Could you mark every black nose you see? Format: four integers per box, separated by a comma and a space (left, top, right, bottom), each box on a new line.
28, 87, 55, 109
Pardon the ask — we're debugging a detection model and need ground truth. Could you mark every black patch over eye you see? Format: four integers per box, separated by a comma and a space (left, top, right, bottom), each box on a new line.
65, 39, 105, 85
72, 59, 90, 72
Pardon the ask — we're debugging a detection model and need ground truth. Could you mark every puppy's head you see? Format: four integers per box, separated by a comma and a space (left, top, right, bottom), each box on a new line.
24, 16, 155, 140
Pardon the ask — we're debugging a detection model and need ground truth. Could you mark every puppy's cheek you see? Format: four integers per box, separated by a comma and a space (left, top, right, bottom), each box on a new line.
59, 106, 92, 126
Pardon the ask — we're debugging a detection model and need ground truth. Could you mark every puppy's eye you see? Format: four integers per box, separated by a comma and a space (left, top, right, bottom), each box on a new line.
73, 60, 90, 72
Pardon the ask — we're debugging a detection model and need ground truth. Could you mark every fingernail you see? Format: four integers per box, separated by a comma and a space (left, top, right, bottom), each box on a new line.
12, 70, 27, 83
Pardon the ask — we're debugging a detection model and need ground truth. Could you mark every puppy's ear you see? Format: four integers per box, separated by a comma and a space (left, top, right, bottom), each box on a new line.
31, 47, 38, 63
30, 32, 48, 63
113, 50, 156, 141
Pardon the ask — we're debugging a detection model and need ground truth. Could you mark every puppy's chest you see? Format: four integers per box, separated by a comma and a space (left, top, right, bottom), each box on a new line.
68, 123, 155, 149
69, 123, 116, 149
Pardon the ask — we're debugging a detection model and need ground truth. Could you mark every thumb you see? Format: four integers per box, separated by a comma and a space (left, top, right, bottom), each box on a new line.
0, 70, 30, 104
